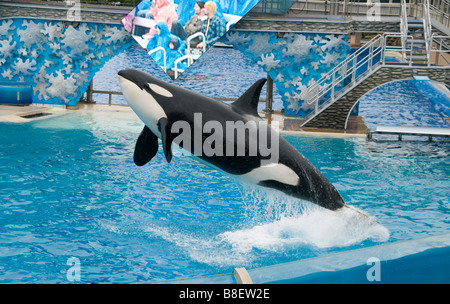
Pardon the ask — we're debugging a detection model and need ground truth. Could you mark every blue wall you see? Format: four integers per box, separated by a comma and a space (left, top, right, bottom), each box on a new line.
224, 31, 350, 117
0, 18, 134, 106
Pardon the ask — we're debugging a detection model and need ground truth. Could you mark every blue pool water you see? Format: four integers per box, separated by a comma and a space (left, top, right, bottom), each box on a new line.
0, 110, 449, 283
1, 46, 450, 283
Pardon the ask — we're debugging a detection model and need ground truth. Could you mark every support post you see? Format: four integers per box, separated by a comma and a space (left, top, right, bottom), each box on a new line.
264, 75, 274, 125
86, 80, 94, 104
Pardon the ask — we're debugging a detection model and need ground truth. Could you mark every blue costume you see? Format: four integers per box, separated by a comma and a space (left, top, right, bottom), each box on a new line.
147, 22, 186, 71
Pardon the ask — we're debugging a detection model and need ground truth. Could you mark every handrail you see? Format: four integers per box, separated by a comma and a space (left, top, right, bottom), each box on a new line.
148, 46, 166, 72
305, 34, 384, 107
186, 32, 206, 55
400, 0, 409, 61
423, 0, 433, 66
301, 30, 438, 126
173, 55, 194, 79
431, 34, 450, 65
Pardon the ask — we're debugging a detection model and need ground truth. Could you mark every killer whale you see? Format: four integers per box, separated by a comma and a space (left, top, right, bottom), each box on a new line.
118, 69, 346, 211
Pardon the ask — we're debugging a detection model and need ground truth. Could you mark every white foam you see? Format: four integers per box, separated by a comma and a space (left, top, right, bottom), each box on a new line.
220, 205, 389, 254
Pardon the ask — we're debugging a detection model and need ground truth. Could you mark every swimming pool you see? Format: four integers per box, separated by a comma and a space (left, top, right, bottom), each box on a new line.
0, 108, 448, 283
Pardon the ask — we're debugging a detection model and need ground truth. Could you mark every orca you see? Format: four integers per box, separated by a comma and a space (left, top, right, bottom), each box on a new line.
118, 69, 346, 211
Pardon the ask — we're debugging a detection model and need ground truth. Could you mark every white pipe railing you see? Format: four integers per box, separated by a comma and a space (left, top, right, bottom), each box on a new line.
173, 55, 193, 79
400, 0, 409, 62
301, 29, 448, 125
423, 0, 433, 66
148, 46, 167, 72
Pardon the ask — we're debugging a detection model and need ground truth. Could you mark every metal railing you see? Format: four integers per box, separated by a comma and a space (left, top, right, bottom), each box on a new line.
148, 46, 166, 72
400, 0, 409, 61
423, 0, 433, 65
301, 30, 449, 127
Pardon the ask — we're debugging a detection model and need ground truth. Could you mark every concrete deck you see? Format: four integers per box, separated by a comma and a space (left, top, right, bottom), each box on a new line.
0, 103, 368, 137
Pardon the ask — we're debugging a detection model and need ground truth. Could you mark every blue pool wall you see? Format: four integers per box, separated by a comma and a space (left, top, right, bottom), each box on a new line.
0, 18, 134, 106
413, 77, 450, 117
163, 233, 450, 284
223, 31, 351, 117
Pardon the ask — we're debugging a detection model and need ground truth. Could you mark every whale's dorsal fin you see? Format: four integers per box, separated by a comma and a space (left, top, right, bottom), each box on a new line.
134, 125, 159, 166
231, 78, 267, 117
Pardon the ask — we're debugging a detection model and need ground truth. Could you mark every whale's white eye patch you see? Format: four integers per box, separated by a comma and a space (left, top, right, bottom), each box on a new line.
148, 83, 173, 98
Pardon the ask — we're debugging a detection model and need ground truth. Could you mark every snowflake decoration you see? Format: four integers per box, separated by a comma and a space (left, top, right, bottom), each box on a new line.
0, 36, 17, 59
321, 34, 346, 52
49, 42, 62, 53
247, 33, 277, 57
61, 25, 94, 57
1, 68, 13, 80
311, 60, 321, 71
274, 73, 284, 83
257, 53, 280, 72
12, 58, 37, 76
105, 26, 129, 44
225, 31, 252, 48
0, 19, 15, 34
46, 71, 77, 103
320, 52, 341, 68
282, 34, 314, 60
17, 20, 46, 51
33, 80, 50, 101
41, 22, 64, 41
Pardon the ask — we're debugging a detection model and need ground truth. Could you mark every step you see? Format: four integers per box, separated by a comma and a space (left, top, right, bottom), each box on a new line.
405, 56, 428, 61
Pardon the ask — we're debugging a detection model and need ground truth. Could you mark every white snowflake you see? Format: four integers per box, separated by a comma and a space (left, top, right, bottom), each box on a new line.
61, 25, 94, 57
104, 26, 128, 44
313, 35, 322, 43
0, 58, 5, 66
90, 25, 108, 47
291, 76, 303, 87
0, 19, 15, 34
321, 34, 346, 52
49, 42, 62, 53
311, 60, 321, 71
1, 68, 13, 80
320, 52, 341, 68
45, 71, 77, 103
247, 33, 277, 57
274, 73, 284, 83
12, 58, 37, 76
18, 47, 27, 56
17, 20, 46, 51
61, 54, 73, 65
225, 31, 251, 48
41, 22, 64, 41
300, 66, 309, 76
33, 80, 50, 101
43, 59, 53, 68
64, 64, 73, 75
282, 34, 314, 61
257, 53, 280, 72
75, 70, 90, 87
283, 80, 293, 89
0, 36, 17, 59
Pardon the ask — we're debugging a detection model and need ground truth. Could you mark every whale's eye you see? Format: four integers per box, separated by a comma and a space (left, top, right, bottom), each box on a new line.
148, 83, 173, 98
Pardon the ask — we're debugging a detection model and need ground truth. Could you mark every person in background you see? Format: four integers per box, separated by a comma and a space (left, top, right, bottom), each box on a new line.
184, 1, 207, 36
196, 1, 226, 49
171, 1, 207, 44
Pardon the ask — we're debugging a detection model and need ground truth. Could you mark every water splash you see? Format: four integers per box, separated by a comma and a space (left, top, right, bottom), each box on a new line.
138, 185, 389, 268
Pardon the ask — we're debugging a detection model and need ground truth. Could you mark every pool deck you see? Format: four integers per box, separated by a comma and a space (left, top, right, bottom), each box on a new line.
0, 103, 368, 137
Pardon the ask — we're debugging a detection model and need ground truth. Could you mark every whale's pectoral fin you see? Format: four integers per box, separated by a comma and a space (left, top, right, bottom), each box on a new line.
231, 78, 267, 117
158, 118, 173, 163
134, 125, 159, 166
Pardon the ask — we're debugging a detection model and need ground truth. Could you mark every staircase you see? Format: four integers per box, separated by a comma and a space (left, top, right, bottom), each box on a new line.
300, 0, 449, 129
404, 19, 429, 64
